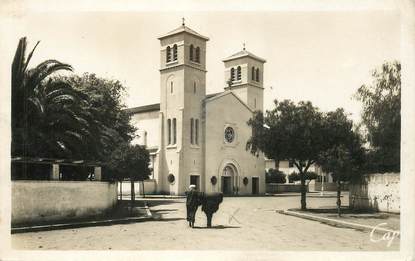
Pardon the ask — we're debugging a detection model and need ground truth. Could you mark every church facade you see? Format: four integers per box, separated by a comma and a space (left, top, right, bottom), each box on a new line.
126, 23, 266, 196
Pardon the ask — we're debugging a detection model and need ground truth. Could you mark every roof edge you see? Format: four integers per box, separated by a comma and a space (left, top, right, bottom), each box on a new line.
124, 103, 160, 114
205, 91, 254, 113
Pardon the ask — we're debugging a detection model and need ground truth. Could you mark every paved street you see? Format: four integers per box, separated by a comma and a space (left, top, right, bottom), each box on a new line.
12, 194, 399, 250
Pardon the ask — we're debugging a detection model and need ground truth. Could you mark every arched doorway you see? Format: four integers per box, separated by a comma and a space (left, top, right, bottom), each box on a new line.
221, 164, 238, 195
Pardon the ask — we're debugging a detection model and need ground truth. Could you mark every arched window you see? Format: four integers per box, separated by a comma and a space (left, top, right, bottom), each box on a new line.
189, 44, 194, 61
195, 47, 200, 63
173, 44, 178, 61
230, 68, 235, 82
190, 118, 194, 144
166, 46, 171, 63
252, 67, 255, 80
170, 81, 173, 93
173, 118, 177, 144
193, 82, 197, 94
237, 66, 241, 80
256, 68, 260, 82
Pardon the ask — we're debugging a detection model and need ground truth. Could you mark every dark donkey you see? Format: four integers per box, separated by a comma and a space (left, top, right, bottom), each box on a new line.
186, 191, 223, 228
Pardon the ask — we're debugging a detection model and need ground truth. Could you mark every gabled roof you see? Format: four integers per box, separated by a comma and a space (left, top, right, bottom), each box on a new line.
222, 49, 266, 63
204, 90, 254, 113
158, 25, 209, 41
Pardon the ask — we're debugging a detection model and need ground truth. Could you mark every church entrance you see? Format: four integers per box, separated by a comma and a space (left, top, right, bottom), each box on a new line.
190, 175, 200, 190
252, 177, 259, 195
221, 165, 238, 195
221, 176, 232, 194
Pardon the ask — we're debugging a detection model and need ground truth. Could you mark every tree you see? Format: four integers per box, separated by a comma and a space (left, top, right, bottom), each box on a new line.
107, 143, 151, 208
355, 61, 400, 172
288, 171, 318, 184
247, 100, 327, 210
317, 108, 365, 216
11, 37, 83, 159
58, 73, 136, 163
266, 169, 286, 183
11, 38, 141, 182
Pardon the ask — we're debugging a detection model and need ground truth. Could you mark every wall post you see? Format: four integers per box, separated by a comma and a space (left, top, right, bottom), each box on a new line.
50, 164, 60, 180
94, 166, 102, 181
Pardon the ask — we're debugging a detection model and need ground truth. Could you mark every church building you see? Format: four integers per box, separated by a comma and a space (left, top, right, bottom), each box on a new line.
126, 22, 266, 195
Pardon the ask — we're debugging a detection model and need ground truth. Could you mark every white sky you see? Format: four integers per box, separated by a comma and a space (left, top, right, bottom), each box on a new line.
9, 10, 400, 124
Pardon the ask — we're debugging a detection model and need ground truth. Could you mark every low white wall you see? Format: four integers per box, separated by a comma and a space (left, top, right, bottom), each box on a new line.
266, 183, 308, 193
12, 181, 118, 225
118, 179, 157, 196
349, 173, 400, 213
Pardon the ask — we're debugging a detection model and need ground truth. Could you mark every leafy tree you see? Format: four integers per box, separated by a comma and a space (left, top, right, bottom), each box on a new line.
265, 169, 286, 183
247, 100, 326, 210
288, 171, 318, 183
355, 61, 400, 172
317, 108, 365, 216
106, 143, 151, 204
58, 73, 136, 162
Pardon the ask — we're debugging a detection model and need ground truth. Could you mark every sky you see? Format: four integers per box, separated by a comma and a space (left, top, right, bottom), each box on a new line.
10, 10, 400, 124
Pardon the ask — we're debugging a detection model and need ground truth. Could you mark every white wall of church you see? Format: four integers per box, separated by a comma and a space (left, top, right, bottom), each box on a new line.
130, 111, 159, 148
204, 93, 265, 195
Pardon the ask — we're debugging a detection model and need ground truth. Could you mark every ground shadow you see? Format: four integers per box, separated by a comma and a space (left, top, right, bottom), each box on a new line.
289, 207, 393, 219
191, 225, 241, 229
145, 199, 184, 207
152, 217, 186, 222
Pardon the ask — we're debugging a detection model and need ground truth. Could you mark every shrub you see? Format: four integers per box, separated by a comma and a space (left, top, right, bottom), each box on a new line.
266, 168, 286, 183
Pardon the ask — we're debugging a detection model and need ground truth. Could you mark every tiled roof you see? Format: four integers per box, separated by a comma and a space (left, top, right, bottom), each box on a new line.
222, 49, 266, 63
158, 25, 209, 41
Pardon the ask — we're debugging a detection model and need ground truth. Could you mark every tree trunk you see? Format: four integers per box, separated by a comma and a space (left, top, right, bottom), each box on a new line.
142, 180, 145, 198
119, 180, 123, 201
337, 180, 342, 217
300, 172, 307, 210
130, 179, 135, 214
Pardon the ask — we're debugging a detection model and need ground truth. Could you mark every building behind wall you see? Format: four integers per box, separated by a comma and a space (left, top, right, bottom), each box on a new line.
126, 22, 266, 196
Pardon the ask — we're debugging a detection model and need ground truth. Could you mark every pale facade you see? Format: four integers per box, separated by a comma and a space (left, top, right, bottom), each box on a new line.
126, 23, 266, 195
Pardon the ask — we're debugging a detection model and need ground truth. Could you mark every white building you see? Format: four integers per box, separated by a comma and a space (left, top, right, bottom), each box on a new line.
126, 22, 266, 195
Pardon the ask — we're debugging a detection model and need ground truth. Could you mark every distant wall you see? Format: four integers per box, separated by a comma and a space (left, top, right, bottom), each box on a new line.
349, 173, 400, 213
266, 183, 308, 193
118, 179, 157, 195
314, 182, 349, 192
12, 181, 118, 225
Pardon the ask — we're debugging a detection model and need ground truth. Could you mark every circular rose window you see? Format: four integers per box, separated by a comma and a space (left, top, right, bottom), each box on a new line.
167, 174, 175, 184
224, 126, 235, 143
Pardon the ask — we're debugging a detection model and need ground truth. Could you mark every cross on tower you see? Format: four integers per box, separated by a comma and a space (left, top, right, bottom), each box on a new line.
243, 42, 246, 50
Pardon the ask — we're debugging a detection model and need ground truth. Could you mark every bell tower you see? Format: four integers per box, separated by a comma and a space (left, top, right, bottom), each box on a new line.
158, 20, 209, 195
222, 46, 266, 111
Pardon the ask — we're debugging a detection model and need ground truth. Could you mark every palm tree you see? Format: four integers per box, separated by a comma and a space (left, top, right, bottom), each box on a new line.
11, 37, 89, 160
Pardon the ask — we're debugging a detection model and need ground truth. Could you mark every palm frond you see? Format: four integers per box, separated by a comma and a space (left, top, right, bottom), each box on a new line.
22, 40, 40, 73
